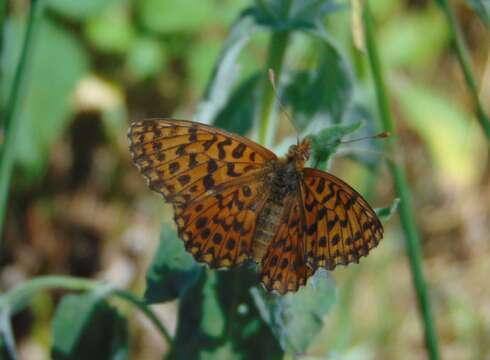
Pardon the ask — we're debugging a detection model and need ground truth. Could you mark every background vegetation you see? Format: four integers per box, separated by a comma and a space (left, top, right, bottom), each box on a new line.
1, 0, 489, 359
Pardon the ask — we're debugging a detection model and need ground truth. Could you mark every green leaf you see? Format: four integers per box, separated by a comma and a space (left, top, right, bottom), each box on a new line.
84, 5, 136, 54
196, 11, 259, 124
308, 121, 363, 167
251, 270, 336, 354
339, 102, 385, 170
213, 72, 261, 135
144, 227, 202, 304
46, 0, 126, 20
52, 294, 128, 360
251, 0, 342, 30
126, 36, 167, 80
282, 38, 353, 130
375, 198, 400, 221
2, 16, 88, 183
172, 269, 283, 359
138, 0, 214, 33
465, 0, 490, 28
0, 312, 16, 360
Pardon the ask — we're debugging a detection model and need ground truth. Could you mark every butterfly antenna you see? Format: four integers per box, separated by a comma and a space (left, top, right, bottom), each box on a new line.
338, 131, 391, 145
268, 69, 300, 144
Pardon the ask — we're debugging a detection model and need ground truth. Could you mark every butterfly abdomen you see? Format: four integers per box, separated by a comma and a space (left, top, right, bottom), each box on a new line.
253, 201, 283, 261
252, 160, 301, 261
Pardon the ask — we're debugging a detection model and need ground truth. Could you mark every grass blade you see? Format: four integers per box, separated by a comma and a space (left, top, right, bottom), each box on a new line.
435, 0, 490, 140
362, 3, 441, 359
0, 1, 40, 241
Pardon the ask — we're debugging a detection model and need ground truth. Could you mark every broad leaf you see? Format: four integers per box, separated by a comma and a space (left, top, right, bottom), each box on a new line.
338, 102, 385, 170
52, 294, 128, 360
213, 72, 261, 135
251, 0, 342, 30
251, 270, 336, 355
308, 121, 362, 168
144, 227, 202, 304
195, 11, 259, 124
172, 269, 283, 359
2, 16, 88, 183
282, 38, 353, 130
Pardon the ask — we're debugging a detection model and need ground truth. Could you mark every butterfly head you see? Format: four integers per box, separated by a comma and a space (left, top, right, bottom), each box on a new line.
287, 138, 311, 165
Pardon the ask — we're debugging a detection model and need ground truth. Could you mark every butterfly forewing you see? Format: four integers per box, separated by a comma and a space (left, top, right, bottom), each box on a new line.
300, 168, 383, 270
128, 119, 277, 205
128, 119, 277, 268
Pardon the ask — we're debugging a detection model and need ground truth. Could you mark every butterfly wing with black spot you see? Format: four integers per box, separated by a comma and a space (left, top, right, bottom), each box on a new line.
175, 179, 270, 267
129, 119, 277, 204
300, 168, 383, 270
128, 119, 277, 267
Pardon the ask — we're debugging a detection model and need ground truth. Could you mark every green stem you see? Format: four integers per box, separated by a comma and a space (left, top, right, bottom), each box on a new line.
258, 30, 290, 146
0, 1, 39, 242
436, 0, 490, 140
362, 3, 440, 360
257, 0, 293, 147
0, 0, 7, 107
0, 275, 173, 347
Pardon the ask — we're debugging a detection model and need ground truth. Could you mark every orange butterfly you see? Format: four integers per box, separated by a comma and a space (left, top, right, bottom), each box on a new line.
128, 119, 383, 294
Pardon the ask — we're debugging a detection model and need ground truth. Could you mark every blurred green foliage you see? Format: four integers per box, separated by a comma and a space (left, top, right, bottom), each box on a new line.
3, 15, 88, 182
52, 294, 128, 359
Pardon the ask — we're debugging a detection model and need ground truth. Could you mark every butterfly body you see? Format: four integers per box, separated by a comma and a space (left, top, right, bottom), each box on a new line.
253, 140, 310, 260
129, 119, 383, 294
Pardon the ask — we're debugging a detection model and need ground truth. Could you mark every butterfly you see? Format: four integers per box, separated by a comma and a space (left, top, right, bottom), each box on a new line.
128, 119, 383, 294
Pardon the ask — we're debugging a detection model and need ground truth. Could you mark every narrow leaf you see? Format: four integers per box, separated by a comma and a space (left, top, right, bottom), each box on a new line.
375, 198, 400, 221
0, 311, 17, 360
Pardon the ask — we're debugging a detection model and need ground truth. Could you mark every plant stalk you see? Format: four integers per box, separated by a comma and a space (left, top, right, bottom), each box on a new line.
0, 276, 173, 347
362, 3, 440, 360
435, 0, 490, 140
0, 1, 39, 243
258, 30, 290, 146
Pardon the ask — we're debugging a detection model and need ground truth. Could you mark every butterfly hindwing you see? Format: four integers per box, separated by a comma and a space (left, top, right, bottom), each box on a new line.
174, 180, 269, 268
300, 168, 383, 270
260, 196, 312, 294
